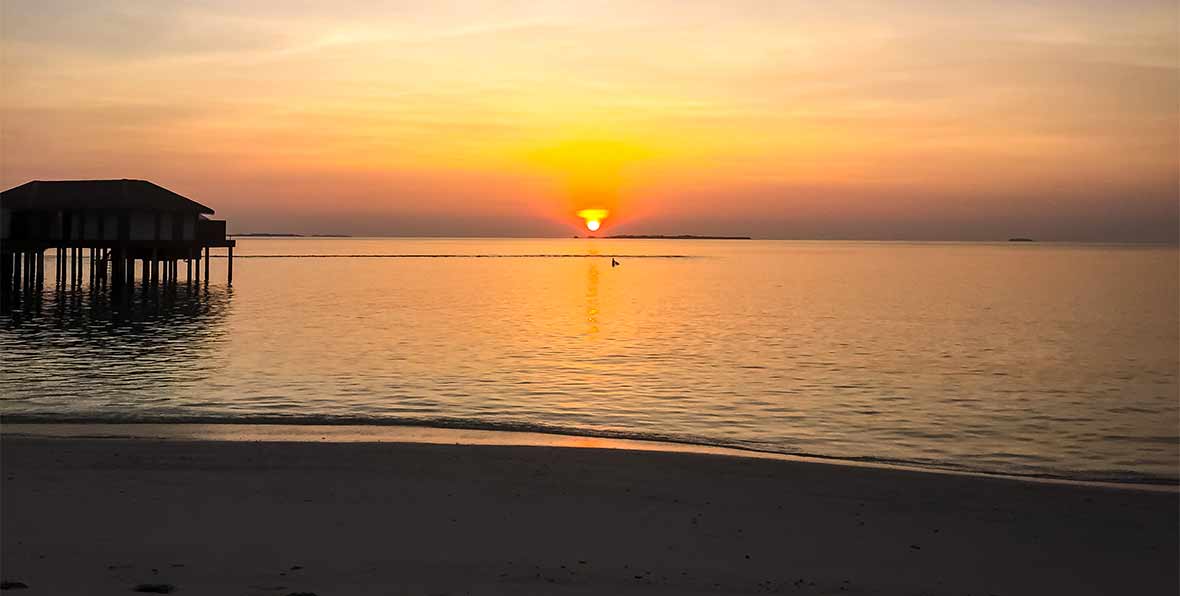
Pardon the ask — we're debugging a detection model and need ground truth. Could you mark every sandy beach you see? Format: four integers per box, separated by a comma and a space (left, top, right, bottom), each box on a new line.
1, 433, 1176, 595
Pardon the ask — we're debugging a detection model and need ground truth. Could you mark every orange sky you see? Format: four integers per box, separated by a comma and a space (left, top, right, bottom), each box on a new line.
1, 1, 1176, 240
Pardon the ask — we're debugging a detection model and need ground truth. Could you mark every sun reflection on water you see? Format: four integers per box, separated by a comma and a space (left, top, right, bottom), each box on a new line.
585, 263, 600, 336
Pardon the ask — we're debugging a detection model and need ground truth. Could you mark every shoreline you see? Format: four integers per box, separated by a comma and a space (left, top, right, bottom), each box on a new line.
2, 434, 1176, 595
3, 421, 1176, 493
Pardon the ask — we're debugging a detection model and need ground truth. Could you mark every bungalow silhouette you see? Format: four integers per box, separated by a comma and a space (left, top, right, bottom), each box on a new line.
0, 179, 235, 298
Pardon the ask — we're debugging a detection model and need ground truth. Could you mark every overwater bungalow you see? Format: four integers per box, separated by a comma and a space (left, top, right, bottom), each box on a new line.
0, 179, 235, 297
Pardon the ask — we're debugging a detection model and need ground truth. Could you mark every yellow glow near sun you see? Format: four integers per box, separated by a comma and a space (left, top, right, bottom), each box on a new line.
577, 208, 609, 232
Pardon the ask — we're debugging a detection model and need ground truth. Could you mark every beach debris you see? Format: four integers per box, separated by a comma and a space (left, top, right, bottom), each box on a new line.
0, 581, 30, 590
132, 584, 175, 593
909, 544, 922, 550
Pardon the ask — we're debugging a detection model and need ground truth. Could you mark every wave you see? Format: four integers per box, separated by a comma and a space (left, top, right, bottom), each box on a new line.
3, 412, 1176, 488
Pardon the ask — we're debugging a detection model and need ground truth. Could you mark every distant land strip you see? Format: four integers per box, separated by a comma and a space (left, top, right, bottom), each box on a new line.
231, 233, 352, 237
232, 233, 749, 240
605, 234, 752, 240
229, 254, 693, 259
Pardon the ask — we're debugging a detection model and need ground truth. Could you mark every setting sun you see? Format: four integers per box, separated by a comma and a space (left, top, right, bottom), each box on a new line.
576, 208, 609, 233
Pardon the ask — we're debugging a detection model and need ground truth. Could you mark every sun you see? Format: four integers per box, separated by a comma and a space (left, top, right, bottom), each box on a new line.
576, 208, 609, 233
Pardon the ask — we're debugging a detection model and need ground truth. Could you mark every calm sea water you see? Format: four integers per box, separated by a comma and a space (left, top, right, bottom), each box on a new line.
1, 239, 1177, 484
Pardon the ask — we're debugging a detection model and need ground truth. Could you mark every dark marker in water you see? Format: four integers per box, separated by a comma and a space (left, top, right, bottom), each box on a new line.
611, 258, 620, 267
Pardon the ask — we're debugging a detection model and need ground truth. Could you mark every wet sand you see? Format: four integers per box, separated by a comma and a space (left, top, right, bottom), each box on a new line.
1, 435, 1176, 595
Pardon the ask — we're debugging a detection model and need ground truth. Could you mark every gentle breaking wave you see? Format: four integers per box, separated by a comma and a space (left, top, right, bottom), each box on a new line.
4, 413, 1176, 488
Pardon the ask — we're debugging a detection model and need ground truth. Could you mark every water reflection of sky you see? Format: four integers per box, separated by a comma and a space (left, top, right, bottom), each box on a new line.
2, 239, 1178, 485
2, 283, 232, 415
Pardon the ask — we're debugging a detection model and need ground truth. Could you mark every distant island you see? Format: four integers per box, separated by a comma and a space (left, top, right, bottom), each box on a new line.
606, 234, 752, 240
231, 233, 353, 237
1008, 238, 1036, 242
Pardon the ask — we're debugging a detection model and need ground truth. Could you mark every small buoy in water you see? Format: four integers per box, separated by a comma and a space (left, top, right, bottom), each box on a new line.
611, 258, 620, 267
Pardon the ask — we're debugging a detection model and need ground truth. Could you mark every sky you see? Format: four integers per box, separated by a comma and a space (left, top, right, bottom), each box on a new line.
1, 0, 1177, 240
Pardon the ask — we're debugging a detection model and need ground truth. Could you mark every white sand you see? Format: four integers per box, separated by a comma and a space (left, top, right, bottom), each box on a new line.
1, 434, 1176, 595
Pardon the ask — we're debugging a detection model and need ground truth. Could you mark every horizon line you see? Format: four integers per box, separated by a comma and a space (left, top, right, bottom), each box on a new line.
226, 234, 1180, 245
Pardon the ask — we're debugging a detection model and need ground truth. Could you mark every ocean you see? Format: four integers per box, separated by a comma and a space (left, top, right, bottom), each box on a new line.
1, 238, 1176, 484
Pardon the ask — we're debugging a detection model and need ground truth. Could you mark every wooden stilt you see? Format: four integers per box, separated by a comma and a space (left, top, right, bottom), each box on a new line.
111, 250, 121, 293
227, 246, 233, 284
14, 252, 22, 294
119, 249, 127, 291
0, 253, 9, 308
203, 246, 210, 282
